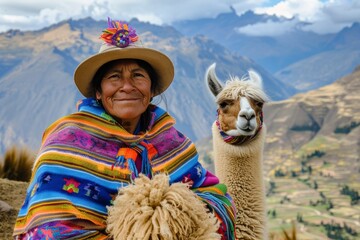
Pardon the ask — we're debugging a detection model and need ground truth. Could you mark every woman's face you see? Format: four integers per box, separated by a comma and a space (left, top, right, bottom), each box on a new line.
96, 60, 153, 132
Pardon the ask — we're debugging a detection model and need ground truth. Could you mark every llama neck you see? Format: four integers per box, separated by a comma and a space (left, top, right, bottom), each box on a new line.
212, 121, 267, 239
212, 122, 266, 164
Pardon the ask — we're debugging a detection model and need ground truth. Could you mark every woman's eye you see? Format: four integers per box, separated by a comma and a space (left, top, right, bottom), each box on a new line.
133, 72, 145, 78
107, 74, 120, 80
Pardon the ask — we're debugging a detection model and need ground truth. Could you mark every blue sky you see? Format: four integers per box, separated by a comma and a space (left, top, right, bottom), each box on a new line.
0, 0, 359, 35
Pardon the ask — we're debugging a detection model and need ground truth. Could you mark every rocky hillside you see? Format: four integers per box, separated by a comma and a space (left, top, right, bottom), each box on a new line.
264, 65, 360, 168
0, 178, 28, 239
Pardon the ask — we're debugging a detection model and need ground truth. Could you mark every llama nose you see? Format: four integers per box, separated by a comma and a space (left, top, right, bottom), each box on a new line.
239, 109, 255, 121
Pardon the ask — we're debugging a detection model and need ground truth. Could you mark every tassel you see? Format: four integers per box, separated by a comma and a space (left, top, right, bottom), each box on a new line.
141, 149, 152, 178
128, 158, 139, 181
139, 141, 156, 178
112, 155, 126, 171
113, 142, 157, 180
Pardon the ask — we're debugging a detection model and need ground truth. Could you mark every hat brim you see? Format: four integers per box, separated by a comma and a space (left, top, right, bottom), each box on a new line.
74, 46, 174, 97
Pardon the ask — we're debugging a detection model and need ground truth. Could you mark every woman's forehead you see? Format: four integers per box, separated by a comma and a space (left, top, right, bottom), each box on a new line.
106, 59, 144, 72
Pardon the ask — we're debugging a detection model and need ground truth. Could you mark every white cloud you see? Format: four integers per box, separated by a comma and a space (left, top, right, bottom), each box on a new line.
0, 0, 239, 32
250, 0, 360, 35
301, 0, 360, 33
255, 0, 323, 20
107, 0, 235, 24
236, 18, 301, 36
0, 0, 359, 34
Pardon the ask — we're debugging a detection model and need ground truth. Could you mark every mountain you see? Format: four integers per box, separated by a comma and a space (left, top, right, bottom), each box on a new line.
263, 65, 360, 239
263, 65, 360, 166
275, 23, 360, 91
172, 9, 330, 72
0, 17, 293, 155
196, 66, 360, 239
172, 10, 360, 92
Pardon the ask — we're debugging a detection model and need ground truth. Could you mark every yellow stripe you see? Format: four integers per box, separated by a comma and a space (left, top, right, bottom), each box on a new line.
44, 112, 176, 144
33, 150, 132, 181
15, 200, 107, 231
152, 141, 197, 172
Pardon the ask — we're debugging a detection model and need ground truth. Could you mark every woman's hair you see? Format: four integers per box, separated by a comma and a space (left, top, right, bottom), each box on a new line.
88, 59, 161, 97
88, 59, 163, 132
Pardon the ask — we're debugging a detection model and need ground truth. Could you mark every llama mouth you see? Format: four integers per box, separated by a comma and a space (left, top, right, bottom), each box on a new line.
242, 128, 253, 132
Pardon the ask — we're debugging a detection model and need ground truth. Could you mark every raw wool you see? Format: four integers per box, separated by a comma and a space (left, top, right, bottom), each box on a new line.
106, 174, 220, 240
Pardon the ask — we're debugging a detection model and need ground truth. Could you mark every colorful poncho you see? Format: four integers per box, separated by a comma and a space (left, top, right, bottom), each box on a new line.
14, 98, 236, 239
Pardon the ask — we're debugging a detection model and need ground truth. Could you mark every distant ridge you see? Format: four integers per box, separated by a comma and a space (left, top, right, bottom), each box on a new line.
173, 10, 360, 91
0, 17, 291, 155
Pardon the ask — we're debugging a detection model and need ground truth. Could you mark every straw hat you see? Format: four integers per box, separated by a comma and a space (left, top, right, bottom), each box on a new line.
74, 18, 174, 97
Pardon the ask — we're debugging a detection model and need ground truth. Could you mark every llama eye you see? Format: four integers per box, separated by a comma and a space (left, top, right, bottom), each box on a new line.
219, 101, 229, 109
255, 101, 264, 108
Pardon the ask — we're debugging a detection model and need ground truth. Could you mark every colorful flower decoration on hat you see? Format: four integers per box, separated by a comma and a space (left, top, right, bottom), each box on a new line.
100, 17, 139, 48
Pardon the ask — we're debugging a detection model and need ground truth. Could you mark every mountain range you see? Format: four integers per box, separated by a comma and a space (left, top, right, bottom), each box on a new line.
0, 16, 292, 154
173, 9, 360, 91
0, 11, 359, 156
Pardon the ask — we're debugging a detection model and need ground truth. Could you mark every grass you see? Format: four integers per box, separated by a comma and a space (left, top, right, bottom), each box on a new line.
269, 222, 297, 240
295, 135, 340, 159
0, 145, 34, 182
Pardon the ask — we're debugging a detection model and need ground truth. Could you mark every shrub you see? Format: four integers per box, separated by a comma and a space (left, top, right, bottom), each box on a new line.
0, 145, 34, 182
334, 121, 360, 134
340, 185, 360, 205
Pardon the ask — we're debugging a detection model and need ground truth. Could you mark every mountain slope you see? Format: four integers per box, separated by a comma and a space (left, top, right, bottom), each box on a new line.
275, 23, 360, 91
0, 18, 292, 155
172, 10, 360, 93
173, 10, 331, 72
265, 65, 360, 154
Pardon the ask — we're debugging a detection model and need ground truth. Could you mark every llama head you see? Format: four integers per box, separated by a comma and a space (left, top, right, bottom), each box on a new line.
206, 63, 268, 137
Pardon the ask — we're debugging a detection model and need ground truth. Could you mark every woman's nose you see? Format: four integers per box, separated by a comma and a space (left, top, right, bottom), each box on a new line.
120, 77, 135, 91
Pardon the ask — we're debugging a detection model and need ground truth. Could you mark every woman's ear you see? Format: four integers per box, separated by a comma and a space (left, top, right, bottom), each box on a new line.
96, 91, 101, 100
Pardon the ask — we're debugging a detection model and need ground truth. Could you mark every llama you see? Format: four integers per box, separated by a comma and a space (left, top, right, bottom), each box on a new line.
206, 63, 269, 239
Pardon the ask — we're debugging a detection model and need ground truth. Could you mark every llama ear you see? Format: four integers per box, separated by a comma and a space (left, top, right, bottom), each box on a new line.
248, 69, 263, 89
206, 63, 223, 97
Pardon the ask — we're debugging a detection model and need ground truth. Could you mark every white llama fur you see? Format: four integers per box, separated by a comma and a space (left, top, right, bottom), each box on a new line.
106, 174, 220, 240
206, 63, 268, 239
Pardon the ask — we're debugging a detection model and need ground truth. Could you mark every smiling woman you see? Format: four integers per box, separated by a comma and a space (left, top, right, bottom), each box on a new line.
12, 18, 237, 239
93, 59, 154, 133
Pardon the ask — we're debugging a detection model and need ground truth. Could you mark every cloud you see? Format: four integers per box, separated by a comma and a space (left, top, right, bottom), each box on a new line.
0, 0, 98, 32
0, 0, 241, 32
236, 18, 301, 36
0, 0, 358, 34
250, 0, 360, 35
108, 0, 236, 24
302, 0, 360, 33
255, 0, 323, 20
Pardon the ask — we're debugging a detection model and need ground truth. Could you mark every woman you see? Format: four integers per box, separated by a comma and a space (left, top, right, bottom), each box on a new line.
13, 18, 236, 239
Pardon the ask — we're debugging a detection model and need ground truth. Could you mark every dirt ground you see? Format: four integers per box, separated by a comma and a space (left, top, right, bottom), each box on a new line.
0, 178, 28, 240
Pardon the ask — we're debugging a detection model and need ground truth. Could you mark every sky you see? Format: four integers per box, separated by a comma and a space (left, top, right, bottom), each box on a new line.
0, 0, 359, 36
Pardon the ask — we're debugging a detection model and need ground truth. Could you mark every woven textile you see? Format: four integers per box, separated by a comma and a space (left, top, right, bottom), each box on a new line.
14, 98, 236, 239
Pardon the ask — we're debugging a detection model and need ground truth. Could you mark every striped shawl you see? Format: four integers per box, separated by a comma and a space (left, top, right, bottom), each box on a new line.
14, 98, 235, 239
